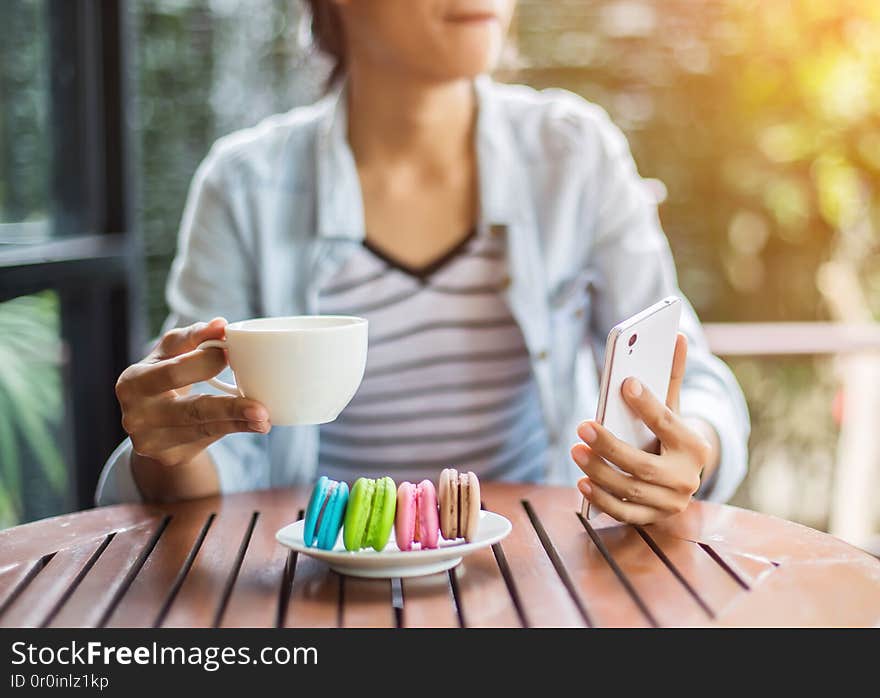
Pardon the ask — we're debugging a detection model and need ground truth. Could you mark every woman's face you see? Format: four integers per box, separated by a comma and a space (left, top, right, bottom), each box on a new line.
337, 0, 515, 81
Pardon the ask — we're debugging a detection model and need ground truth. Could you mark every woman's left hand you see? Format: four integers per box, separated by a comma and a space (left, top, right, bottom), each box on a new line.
570, 334, 716, 525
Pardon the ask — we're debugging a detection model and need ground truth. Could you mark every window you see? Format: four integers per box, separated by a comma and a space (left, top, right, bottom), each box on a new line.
0, 0, 136, 523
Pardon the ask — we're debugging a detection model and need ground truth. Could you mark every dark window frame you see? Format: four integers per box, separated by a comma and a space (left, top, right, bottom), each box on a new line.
0, 0, 143, 512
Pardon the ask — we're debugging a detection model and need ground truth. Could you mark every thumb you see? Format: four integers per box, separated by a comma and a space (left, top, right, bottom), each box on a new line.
665, 332, 687, 413
154, 317, 227, 359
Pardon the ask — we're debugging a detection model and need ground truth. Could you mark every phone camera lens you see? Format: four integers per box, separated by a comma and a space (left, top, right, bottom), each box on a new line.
628, 334, 637, 347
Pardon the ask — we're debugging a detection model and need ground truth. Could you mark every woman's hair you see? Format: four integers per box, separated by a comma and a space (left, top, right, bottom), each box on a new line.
305, 0, 347, 87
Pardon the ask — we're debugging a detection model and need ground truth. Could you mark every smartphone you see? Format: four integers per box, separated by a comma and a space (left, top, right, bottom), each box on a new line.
581, 296, 682, 519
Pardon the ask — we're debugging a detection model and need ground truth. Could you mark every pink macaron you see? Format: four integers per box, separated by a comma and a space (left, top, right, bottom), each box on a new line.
395, 480, 440, 551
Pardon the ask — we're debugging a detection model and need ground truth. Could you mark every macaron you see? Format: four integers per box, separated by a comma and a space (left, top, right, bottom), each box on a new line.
395, 480, 440, 551
343, 476, 397, 552
303, 476, 349, 550
439, 468, 481, 542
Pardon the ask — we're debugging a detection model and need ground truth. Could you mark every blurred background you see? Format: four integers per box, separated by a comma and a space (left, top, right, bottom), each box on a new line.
1, 0, 878, 550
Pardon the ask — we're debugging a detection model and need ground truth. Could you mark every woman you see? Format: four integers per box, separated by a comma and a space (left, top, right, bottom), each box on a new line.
100, 0, 750, 524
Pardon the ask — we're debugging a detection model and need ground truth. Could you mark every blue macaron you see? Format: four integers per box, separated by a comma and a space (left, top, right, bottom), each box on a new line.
303, 476, 349, 550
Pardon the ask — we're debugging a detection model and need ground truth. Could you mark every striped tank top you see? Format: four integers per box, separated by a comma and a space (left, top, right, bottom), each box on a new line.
316, 229, 548, 484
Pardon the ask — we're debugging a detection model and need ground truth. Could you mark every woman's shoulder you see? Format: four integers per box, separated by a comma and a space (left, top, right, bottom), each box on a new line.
484, 78, 631, 161
196, 96, 333, 188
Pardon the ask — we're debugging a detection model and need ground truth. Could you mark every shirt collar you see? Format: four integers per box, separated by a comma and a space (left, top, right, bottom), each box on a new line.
315, 82, 365, 241
315, 74, 525, 241
473, 73, 525, 233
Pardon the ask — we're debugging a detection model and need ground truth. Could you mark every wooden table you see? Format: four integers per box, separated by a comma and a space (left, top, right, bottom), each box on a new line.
1, 484, 878, 628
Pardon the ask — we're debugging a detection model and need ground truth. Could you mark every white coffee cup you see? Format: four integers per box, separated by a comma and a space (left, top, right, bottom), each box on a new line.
196, 315, 368, 426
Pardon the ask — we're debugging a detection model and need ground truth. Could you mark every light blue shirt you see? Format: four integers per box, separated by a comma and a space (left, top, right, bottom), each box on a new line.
96, 76, 750, 506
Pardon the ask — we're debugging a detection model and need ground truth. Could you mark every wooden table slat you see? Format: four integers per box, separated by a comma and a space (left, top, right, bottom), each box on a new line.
637, 529, 746, 618
524, 490, 649, 627
0, 537, 108, 628
451, 545, 521, 627
0, 562, 40, 614
50, 521, 165, 628
647, 503, 867, 565
528, 488, 713, 627
285, 555, 340, 628
341, 577, 396, 628
586, 523, 713, 627
220, 491, 304, 628
716, 559, 880, 626
161, 505, 257, 628
0, 505, 160, 568
105, 505, 214, 628
400, 573, 459, 628
702, 544, 777, 590
483, 486, 587, 627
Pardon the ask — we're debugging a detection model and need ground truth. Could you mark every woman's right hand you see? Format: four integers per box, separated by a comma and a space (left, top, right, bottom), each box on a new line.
116, 318, 271, 470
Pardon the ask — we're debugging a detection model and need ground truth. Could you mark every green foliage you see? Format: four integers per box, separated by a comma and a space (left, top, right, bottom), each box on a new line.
513, 0, 880, 527
0, 292, 65, 528
516, 0, 880, 323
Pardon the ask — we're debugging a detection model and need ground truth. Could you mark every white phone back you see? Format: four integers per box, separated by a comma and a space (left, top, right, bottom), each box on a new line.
597, 297, 681, 452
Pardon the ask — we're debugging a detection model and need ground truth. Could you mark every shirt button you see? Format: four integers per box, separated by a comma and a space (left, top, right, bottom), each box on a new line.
574, 308, 585, 318
535, 350, 549, 361
490, 224, 506, 238
499, 275, 512, 290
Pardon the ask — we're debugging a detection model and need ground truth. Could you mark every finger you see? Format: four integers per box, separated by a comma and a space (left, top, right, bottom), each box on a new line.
571, 444, 685, 513
141, 394, 269, 428
153, 318, 227, 360
127, 348, 230, 396
621, 377, 684, 446
665, 333, 687, 412
575, 421, 666, 484
577, 477, 664, 526
134, 420, 271, 457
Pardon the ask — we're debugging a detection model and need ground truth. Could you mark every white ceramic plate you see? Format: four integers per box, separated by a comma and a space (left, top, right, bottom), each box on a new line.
275, 510, 512, 578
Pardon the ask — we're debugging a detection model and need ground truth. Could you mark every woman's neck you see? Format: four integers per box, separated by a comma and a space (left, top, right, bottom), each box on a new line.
345, 66, 476, 173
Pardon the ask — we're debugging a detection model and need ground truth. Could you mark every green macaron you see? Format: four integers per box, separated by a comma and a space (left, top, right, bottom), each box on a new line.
343, 476, 397, 552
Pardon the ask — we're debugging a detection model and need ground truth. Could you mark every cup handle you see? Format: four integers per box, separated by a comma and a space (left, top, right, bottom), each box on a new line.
196, 339, 239, 396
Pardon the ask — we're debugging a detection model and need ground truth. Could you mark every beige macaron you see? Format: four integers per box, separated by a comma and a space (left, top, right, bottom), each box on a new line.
439, 468, 481, 542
